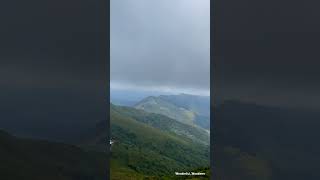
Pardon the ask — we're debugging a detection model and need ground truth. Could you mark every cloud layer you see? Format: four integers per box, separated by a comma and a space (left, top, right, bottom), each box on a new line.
111, 0, 210, 95
214, 0, 320, 109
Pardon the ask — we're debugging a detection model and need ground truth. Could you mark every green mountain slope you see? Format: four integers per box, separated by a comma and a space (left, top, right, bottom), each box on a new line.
0, 130, 107, 180
134, 94, 210, 130
111, 104, 209, 145
159, 94, 210, 117
134, 96, 196, 125
110, 104, 210, 179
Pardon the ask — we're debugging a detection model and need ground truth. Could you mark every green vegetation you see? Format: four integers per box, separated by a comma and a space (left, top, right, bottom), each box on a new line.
134, 94, 210, 130
112, 104, 209, 145
135, 96, 196, 125
110, 104, 210, 179
159, 94, 210, 117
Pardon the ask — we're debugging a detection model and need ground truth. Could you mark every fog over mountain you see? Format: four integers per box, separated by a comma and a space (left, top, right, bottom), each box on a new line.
111, 0, 210, 96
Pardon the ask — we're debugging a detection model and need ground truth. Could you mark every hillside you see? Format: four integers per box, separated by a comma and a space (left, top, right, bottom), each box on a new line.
213, 101, 320, 180
80, 120, 108, 152
0, 90, 104, 144
0, 130, 107, 180
110, 104, 210, 179
134, 94, 210, 130
159, 94, 210, 117
135, 96, 196, 125
111, 104, 209, 145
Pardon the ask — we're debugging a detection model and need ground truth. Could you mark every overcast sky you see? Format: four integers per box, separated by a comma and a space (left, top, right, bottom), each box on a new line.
0, 0, 107, 139
111, 0, 210, 96
214, 0, 320, 109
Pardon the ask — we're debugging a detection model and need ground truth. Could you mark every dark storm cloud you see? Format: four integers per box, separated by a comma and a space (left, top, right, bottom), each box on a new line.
111, 0, 210, 94
213, 0, 320, 109
0, 0, 105, 91
0, 0, 107, 140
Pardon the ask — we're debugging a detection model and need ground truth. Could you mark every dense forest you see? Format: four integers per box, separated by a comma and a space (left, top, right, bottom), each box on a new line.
110, 103, 210, 179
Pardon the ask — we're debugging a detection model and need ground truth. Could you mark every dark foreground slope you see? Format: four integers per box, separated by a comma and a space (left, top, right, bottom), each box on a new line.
110, 104, 210, 179
0, 130, 107, 180
0, 90, 105, 144
213, 101, 320, 180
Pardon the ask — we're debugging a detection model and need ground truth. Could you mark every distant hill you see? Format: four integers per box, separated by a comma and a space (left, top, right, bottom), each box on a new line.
159, 94, 210, 117
0, 130, 107, 180
134, 94, 210, 130
213, 101, 320, 180
110, 89, 172, 107
110, 103, 210, 178
135, 96, 196, 125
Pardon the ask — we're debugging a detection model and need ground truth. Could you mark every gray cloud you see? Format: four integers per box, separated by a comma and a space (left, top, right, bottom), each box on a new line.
0, 0, 105, 91
111, 0, 210, 95
213, 0, 320, 109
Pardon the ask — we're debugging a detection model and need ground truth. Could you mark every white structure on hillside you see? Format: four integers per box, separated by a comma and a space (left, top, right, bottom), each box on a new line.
110, 139, 115, 151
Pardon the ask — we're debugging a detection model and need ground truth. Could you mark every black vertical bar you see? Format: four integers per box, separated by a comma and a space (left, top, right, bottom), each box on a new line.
98, 0, 109, 179
210, 0, 215, 178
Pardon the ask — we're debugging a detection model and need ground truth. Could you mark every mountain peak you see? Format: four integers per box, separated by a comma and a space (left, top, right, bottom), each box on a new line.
134, 94, 210, 129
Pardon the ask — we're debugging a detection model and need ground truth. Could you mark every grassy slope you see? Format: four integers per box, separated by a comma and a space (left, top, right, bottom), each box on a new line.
112, 104, 209, 145
135, 95, 210, 130
158, 94, 210, 117
134, 96, 196, 125
110, 104, 210, 179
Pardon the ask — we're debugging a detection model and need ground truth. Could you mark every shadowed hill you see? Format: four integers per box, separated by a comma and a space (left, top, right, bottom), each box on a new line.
0, 130, 107, 180
213, 101, 320, 180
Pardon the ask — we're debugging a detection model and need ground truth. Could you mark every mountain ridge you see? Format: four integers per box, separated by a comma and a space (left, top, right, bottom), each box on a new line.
134, 94, 210, 130
110, 103, 210, 178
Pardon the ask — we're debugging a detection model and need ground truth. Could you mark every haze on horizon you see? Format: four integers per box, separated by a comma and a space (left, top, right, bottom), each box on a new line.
111, 0, 210, 96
